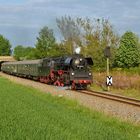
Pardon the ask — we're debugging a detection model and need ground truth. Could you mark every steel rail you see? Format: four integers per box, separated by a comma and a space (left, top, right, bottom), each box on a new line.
1, 72, 140, 107
77, 90, 140, 107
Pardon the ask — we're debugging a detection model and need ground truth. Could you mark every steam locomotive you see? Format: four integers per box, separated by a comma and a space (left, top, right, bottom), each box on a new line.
1, 54, 93, 89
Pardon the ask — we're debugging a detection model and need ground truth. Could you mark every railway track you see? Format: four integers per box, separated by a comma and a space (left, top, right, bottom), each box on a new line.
1, 72, 140, 123
77, 90, 140, 107
1, 71, 140, 108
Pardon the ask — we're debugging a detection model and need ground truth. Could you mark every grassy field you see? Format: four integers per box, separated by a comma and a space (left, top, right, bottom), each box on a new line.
0, 77, 140, 140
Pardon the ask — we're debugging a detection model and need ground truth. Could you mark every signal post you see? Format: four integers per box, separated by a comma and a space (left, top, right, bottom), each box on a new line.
104, 47, 112, 91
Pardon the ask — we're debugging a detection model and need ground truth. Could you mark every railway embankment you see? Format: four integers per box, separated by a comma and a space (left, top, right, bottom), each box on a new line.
0, 72, 140, 124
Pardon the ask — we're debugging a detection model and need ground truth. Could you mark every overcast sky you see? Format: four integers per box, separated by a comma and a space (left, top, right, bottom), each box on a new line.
0, 0, 140, 47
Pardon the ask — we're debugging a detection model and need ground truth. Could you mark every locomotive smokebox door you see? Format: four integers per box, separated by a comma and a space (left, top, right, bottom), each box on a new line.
104, 46, 111, 58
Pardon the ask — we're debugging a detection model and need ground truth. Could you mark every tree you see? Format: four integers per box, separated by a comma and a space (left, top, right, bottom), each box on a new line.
0, 35, 11, 56
114, 31, 140, 68
35, 26, 56, 58
57, 17, 119, 69
80, 18, 119, 69
14, 45, 35, 60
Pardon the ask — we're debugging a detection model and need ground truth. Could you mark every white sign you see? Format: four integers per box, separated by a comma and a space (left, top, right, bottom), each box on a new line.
107, 76, 112, 86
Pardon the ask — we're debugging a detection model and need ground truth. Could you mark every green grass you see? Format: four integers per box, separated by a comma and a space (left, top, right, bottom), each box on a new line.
0, 77, 140, 140
113, 67, 140, 75
110, 88, 140, 100
90, 84, 140, 100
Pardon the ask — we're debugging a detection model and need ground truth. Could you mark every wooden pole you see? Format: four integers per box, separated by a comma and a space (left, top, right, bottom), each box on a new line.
107, 57, 110, 91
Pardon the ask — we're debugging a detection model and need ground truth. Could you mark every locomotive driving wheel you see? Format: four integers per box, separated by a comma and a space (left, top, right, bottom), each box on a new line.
71, 82, 76, 90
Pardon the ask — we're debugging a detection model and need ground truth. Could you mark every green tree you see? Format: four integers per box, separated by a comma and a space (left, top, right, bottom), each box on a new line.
35, 26, 56, 58
57, 17, 119, 69
114, 31, 140, 68
14, 45, 35, 60
0, 35, 11, 56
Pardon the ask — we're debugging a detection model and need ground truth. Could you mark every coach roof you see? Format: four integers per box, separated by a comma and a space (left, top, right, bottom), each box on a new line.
2, 59, 42, 65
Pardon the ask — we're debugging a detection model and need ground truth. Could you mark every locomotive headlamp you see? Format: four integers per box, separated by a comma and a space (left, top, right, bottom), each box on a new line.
74, 59, 80, 65
89, 73, 92, 75
71, 72, 75, 75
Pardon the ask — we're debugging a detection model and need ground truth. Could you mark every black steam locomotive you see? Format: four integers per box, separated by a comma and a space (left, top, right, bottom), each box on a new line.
1, 54, 93, 89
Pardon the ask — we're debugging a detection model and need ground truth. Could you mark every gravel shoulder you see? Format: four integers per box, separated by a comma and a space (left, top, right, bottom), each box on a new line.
0, 72, 140, 124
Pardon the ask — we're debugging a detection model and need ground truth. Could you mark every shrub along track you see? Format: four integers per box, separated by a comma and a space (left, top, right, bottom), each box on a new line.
0, 72, 140, 124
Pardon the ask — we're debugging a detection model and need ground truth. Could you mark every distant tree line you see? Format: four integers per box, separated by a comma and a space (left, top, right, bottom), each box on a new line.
13, 45, 35, 60
0, 35, 11, 56
0, 16, 140, 70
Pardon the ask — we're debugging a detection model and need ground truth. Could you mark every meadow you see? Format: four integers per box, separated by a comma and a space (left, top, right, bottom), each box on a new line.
92, 70, 140, 99
0, 77, 140, 140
